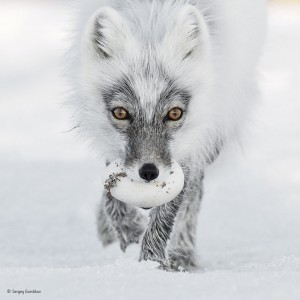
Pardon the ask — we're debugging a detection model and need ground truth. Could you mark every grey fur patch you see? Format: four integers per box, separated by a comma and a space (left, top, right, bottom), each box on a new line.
102, 75, 139, 112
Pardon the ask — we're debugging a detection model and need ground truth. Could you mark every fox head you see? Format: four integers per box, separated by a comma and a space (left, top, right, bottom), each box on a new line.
79, 3, 214, 182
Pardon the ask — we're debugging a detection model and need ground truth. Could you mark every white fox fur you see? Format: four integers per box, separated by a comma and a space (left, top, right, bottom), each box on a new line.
69, 0, 266, 270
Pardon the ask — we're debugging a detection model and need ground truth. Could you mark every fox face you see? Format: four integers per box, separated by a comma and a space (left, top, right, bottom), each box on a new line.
79, 4, 212, 182
104, 75, 191, 180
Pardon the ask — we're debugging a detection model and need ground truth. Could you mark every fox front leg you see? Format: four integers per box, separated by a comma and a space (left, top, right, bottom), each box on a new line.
99, 193, 146, 252
139, 196, 182, 269
164, 172, 203, 271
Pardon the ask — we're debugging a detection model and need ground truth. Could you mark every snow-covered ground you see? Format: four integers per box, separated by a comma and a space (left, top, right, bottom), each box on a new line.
0, 3, 300, 300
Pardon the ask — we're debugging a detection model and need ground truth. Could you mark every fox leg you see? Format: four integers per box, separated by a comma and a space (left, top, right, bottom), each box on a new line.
168, 176, 203, 271
139, 195, 183, 269
97, 198, 117, 246
97, 193, 147, 252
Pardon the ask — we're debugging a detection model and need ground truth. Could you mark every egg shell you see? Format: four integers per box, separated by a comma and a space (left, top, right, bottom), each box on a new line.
103, 159, 185, 208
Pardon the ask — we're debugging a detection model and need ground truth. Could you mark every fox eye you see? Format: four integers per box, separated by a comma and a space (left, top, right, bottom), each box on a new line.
166, 107, 183, 121
112, 107, 129, 120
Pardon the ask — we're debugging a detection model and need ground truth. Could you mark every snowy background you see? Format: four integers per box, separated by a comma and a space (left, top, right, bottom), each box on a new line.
0, 2, 300, 299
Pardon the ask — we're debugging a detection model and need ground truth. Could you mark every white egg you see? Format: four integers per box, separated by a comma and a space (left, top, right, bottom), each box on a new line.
103, 159, 185, 208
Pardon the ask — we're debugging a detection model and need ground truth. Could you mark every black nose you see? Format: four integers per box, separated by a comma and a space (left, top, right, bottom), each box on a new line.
139, 163, 159, 181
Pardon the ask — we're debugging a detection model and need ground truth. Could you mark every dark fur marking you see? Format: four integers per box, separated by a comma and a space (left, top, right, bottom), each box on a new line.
102, 75, 139, 109
158, 77, 192, 108
93, 18, 112, 59
205, 139, 223, 165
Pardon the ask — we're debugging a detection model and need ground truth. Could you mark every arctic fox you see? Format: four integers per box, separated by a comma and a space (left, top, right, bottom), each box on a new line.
72, 0, 266, 270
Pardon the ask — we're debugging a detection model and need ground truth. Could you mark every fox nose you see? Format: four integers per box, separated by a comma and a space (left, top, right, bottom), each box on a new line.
139, 163, 159, 182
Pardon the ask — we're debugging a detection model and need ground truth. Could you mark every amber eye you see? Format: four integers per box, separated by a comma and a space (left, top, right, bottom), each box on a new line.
167, 107, 183, 121
112, 107, 129, 120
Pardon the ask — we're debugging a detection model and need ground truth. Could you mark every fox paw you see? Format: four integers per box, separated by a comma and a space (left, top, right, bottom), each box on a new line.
169, 250, 199, 272
139, 248, 171, 271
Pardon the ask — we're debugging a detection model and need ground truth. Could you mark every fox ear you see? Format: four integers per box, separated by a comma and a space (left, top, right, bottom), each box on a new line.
85, 7, 132, 59
163, 5, 210, 61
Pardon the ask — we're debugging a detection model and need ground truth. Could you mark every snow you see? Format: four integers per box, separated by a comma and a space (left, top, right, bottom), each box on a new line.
0, 3, 300, 299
